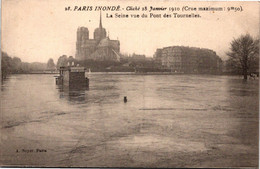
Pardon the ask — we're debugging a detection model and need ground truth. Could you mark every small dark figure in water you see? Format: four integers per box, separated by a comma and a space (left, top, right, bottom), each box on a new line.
249, 73, 257, 80
124, 96, 127, 103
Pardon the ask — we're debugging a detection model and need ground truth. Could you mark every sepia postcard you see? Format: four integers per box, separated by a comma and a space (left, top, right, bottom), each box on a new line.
0, 0, 259, 168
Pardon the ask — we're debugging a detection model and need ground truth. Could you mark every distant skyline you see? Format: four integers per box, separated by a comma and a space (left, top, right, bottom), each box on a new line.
2, 0, 259, 63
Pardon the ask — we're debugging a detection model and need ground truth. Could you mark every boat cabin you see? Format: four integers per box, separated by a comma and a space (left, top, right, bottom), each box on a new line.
56, 66, 89, 88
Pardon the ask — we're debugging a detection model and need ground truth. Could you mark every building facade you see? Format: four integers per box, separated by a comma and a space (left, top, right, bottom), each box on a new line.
154, 46, 223, 73
75, 14, 120, 61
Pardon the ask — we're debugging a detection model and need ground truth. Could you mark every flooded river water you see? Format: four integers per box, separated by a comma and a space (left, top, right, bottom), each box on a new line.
0, 74, 258, 167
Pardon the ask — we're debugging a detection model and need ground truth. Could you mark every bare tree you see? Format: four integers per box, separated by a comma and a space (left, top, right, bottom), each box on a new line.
226, 34, 259, 80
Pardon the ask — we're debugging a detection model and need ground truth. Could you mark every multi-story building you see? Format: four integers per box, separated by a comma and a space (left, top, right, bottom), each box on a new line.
75, 14, 120, 61
154, 46, 223, 73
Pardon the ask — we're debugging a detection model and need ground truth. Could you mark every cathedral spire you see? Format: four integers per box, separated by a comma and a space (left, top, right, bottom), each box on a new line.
99, 11, 102, 29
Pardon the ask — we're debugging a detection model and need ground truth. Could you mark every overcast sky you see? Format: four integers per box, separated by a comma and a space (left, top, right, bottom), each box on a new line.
2, 0, 259, 63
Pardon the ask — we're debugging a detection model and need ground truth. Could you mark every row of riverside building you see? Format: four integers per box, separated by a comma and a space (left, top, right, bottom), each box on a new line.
154, 46, 223, 74
74, 13, 223, 74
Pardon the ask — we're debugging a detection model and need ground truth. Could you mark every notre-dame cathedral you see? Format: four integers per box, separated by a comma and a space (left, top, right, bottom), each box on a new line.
75, 13, 120, 61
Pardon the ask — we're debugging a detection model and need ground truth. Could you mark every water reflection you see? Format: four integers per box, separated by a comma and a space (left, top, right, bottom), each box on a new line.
227, 78, 259, 97
57, 85, 89, 103
225, 78, 259, 145
1, 76, 13, 91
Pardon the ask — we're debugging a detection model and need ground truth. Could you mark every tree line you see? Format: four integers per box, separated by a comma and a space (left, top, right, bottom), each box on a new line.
1, 52, 55, 79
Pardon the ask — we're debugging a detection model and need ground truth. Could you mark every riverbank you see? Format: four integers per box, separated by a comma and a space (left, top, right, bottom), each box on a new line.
2, 71, 243, 75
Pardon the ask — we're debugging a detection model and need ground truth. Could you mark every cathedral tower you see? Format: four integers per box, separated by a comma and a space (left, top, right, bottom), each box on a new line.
76, 27, 89, 60
75, 12, 120, 61
94, 12, 107, 41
